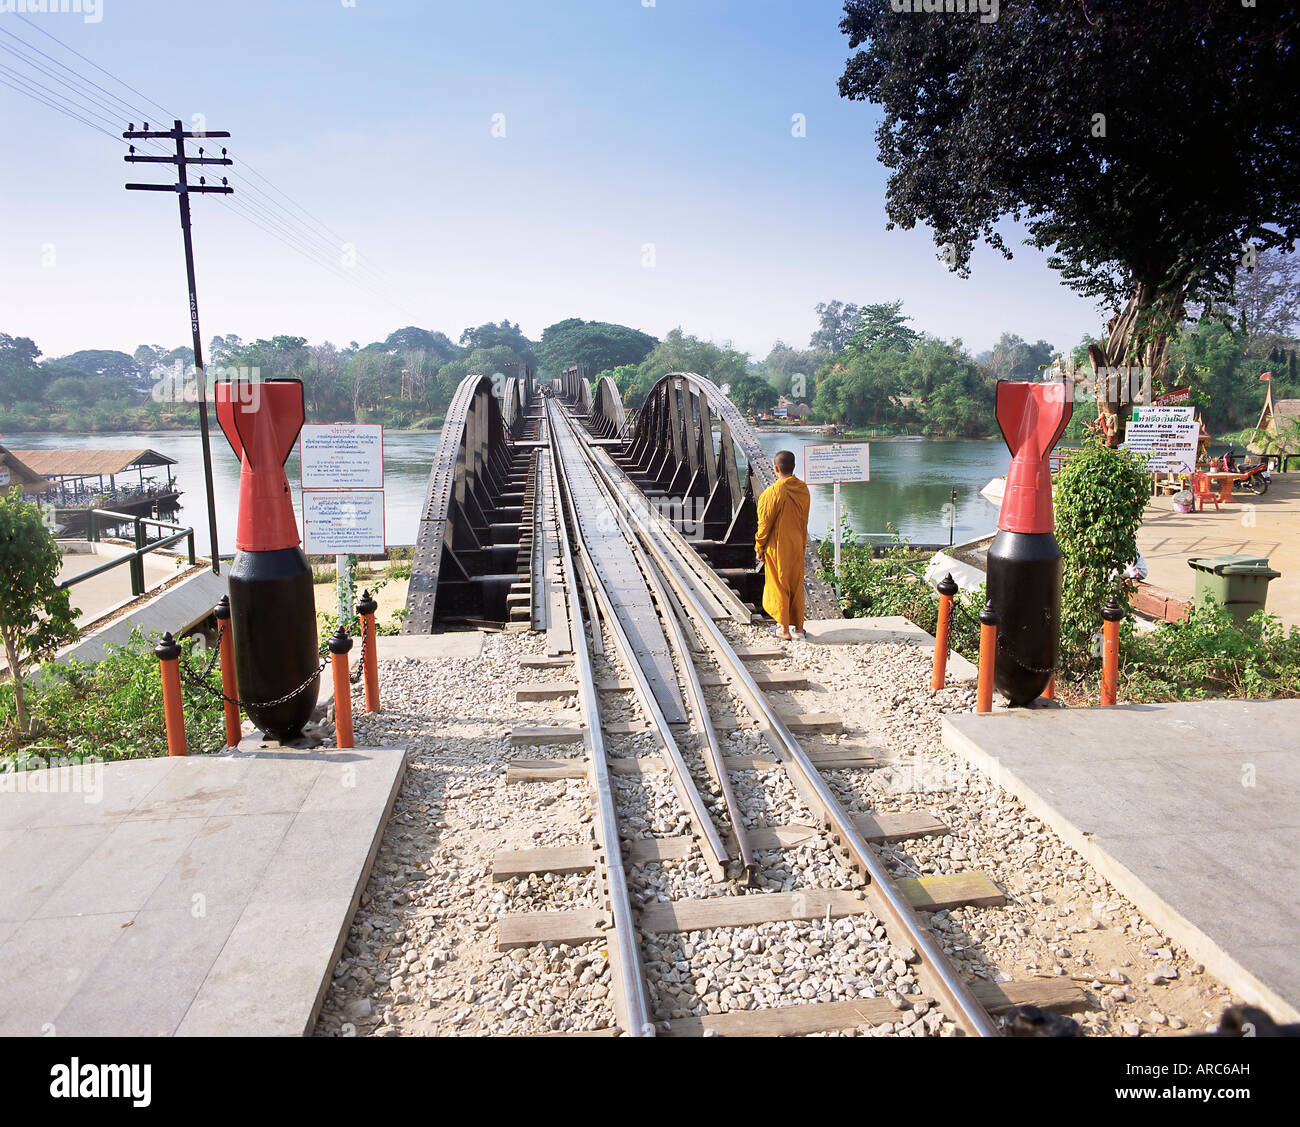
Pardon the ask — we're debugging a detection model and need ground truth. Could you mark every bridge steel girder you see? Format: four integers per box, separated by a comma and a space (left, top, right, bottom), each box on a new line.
561, 363, 594, 417
588, 375, 628, 439
622, 371, 773, 557
617, 371, 838, 616
405, 372, 533, 632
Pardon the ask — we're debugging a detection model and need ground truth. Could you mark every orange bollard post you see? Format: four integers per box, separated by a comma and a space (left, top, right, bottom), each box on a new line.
357, 589, 380, 713
1101, 594, 1124, 706
214, 596, 242, 747
931, 573, 958, 691
154, 633, 187, 756
976, 602, 998, 714
330, 628, 354, 749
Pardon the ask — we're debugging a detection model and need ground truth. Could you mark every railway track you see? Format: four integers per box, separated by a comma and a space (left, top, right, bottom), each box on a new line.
488, 397, 1053, 1036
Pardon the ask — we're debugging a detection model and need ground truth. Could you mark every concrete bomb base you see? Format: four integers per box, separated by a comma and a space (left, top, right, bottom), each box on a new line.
0, 745, 405, 1036
942, 700, 1300, 1021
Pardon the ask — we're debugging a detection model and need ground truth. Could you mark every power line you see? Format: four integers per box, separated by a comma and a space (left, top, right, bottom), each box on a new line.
7, 16, 416, 317
0, 70, 121, 142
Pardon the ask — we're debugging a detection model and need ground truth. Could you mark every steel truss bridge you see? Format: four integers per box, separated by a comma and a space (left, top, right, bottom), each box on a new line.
403, 364, 834, 633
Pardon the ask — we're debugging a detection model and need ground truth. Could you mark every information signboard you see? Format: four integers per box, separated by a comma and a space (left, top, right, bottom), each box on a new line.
298, 423, 386, 619
802, 443, 870, 591
302, 491, 385, 555
1122, 418, 1200, 474
300, 424, 384, 490
804, 443, 871, 485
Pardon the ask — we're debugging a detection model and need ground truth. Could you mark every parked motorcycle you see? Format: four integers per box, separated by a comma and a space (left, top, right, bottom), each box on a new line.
1222, 447, 1271, 495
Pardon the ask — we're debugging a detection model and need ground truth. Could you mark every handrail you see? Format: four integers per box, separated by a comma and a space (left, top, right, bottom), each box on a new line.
61, 508, 197, 597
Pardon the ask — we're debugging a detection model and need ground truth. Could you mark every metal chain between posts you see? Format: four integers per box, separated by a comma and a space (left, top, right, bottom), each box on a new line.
177, 621, 332, 711
951, 595, 1064, 679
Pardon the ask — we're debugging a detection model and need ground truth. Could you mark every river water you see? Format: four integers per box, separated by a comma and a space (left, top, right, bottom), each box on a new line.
10, 428, 1010, 552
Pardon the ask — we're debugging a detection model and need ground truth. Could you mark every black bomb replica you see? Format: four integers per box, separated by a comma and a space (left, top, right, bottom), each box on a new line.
215, 378, 319, 739
987, 381, 1072, 706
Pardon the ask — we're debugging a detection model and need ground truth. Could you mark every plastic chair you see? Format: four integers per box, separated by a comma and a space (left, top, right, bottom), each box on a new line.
1192, 472, 1220, 512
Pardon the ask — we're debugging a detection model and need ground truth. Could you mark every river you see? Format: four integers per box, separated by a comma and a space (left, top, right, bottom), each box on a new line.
10, 428, 1010, 552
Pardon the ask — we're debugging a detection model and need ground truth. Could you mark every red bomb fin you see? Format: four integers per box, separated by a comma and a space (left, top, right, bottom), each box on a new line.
217, 380, 304, 471
214, 380, 244, 463
996, 381, 1072, 535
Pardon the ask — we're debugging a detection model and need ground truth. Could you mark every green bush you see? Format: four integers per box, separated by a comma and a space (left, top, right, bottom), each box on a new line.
816, 525, 983, 659
1, 629, 226, 766
1054, 436, 1150, 671
1121, 599, 1300, 702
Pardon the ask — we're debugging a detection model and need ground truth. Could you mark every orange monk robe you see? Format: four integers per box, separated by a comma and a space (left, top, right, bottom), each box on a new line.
754, 475, 811, 629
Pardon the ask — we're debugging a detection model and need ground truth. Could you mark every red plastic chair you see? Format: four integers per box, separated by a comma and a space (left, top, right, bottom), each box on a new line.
1192, 472, 1220, 512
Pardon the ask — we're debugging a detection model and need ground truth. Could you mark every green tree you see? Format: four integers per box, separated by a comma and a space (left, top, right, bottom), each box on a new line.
383, 326, 459, 362
755, 341, 823, 401
726, 372, 778, 415
899, 336, 993, 436
1211, 247, 1300, 360
986, 333, 1055, 384
849, 300, 917, 353
810, 300, 860, 354
812, 348, 902, 427
0, 490, 80, 733
1054, 440, 1150, 669
537, 319, 656, 376
53, 349, 143, 384
625, 329, 750, 408
838, 1, 1300, 442
458, 320, 538, 369
0, 334, 47, 404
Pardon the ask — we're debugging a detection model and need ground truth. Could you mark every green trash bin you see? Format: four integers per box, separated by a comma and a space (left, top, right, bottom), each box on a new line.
1187, 554, 1282, 627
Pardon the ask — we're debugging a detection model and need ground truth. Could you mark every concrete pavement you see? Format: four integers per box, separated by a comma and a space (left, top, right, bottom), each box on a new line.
943, 700, 1300, 1021
0, 745, 405, 1036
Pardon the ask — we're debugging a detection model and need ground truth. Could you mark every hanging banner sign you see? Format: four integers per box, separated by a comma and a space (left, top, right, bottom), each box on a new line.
302, 490, 386, 555
804, 443, 871, 485
1152, 386, 1192, 406
300, 424, 384, 490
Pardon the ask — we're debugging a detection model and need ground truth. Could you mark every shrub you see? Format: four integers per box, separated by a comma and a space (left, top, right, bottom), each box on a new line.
1054, 436, 1150, 671
1, 629, 225, 766
1121, 599, 1300, 702
816, 524, 983, 659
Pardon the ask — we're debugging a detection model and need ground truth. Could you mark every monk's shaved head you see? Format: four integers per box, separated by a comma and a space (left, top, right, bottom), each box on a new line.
774, 450, 795, 475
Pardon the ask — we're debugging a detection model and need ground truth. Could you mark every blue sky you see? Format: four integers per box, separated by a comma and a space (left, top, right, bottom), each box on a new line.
0, 0, 1103, 363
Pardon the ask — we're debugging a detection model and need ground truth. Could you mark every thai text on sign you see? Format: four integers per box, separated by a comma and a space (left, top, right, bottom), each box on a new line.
300, 424, 384, 490
804, 443, 871, 485
1122, 419, 1200, 474
302, 491, 385, 555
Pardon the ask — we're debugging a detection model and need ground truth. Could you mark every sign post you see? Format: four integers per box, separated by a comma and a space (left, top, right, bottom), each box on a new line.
803, 443, 871, 593
299, 424, 385, 622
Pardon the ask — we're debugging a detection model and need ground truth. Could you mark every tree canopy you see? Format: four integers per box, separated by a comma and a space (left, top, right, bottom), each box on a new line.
839, 1, 1300, 436
537, 318, 657, 377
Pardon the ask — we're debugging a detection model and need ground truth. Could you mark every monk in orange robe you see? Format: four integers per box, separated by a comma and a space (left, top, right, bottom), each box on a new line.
754, 450, 811, 641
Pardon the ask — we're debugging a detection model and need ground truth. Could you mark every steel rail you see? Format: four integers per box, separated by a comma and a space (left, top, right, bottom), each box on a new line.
545, 405, 654, 1038
548, 400, 732, 883
583, 441, 752, 624
572, 410, 1000, 1038
563, 407, 758, 882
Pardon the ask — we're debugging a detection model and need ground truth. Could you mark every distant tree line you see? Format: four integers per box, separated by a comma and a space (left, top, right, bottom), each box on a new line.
4, 256, 1294, 438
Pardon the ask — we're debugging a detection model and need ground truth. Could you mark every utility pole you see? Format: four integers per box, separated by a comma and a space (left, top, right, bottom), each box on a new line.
124, 120, 233, 575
